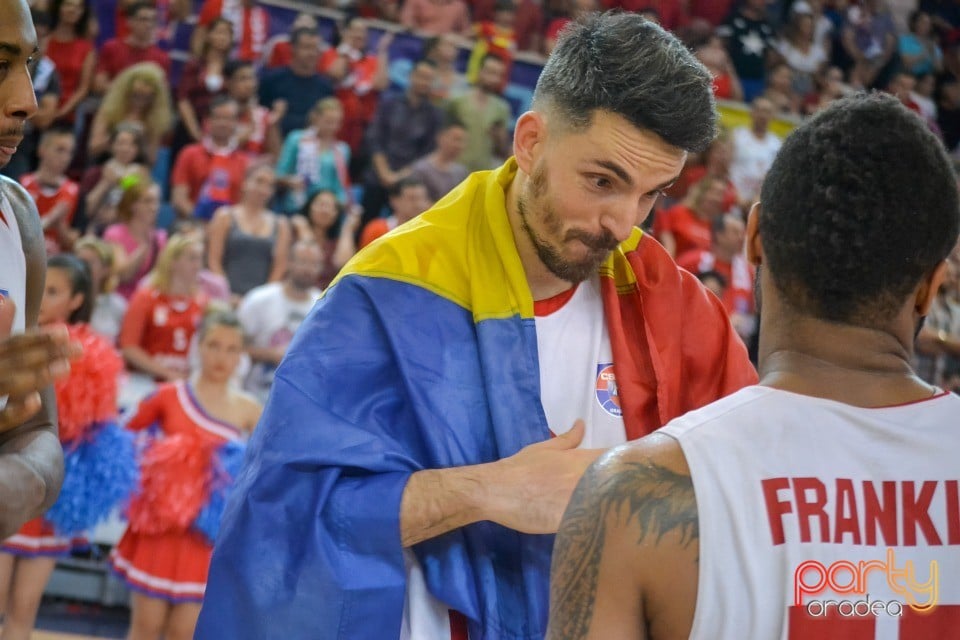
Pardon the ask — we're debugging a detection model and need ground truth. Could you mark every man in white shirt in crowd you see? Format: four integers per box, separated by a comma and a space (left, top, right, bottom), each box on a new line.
237, 240, 323, 401
730, 96, 782, 209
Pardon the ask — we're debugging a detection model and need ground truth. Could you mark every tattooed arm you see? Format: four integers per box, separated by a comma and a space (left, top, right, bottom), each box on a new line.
546, 433, 700, 640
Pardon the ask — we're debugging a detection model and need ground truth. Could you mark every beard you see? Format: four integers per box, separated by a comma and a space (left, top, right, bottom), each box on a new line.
517, 164, 619, 284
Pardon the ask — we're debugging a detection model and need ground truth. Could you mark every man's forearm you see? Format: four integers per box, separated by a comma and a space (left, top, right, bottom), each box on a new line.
0, 386, 64, 538
399, 464, 493, 547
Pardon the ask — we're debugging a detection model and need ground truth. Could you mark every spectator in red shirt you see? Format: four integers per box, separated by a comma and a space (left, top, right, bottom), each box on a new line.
667, 128, 740, 210
46, 0, 95, 122
677, 213, 756, 341
225, 60, 281, 160
194, 0, 269, 63
171, 96, 250, 221
695, 35, 744, 102
654, 174, 727, 258
119, 233, 208, 381
474, 0, 544, 52
173, 17, 232, 155
262, 12, 323, 71
93, 2, 171, 95
359, 178, 431, 248
320, 18, 391, 158
19, 128, 79, 254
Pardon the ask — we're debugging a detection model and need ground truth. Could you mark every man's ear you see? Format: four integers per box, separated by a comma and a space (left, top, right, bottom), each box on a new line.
746, 202, 763, 267
513, 111, 546, 177
916, 260, 949, 316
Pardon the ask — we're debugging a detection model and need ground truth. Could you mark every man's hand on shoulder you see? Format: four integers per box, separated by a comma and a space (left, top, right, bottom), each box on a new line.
483, 420, 604, 535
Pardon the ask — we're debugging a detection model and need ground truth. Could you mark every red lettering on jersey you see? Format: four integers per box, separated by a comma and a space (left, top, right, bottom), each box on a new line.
863, 480, 898, 546
762, 477, 792, 545
947, 480, 960, 545
794, 478, 829, 544
0, 209, 7, 227
902, 481, 941, 546
833, 479, 861, 545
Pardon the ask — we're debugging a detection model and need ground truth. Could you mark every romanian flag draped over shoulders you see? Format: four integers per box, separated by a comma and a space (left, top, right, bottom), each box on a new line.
197, 159, 756, 640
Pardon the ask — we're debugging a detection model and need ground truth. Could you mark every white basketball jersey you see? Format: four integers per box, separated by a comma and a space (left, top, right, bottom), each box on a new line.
535, 275, 626, 448
660, 386, 960, 640
0, 185, 27, 335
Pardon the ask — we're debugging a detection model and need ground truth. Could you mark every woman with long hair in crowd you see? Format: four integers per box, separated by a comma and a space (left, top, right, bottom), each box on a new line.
276, 97, 352, 215
173, 17, 233, 156
291, 189, 360, 289
80, 123, 150, 234
103, 177, 167, 300
46, 0, 96, 123
119, 233, 207, 381
111, 308, 260, 640
88, 62, 173, 163
0, 255, 132, 640
74, 236, 128, 345
206, 162, 291, 299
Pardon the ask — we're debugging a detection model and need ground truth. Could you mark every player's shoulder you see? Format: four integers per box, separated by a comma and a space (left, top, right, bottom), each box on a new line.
659, 386, 776, 440
0, 174, 42, 245
0, 174, 35, 209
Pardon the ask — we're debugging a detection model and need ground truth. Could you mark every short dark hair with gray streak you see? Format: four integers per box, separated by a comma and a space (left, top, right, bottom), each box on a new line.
533, 12, 717, 153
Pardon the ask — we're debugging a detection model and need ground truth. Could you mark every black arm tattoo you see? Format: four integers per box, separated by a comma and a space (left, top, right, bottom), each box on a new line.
548, 460, 698, 640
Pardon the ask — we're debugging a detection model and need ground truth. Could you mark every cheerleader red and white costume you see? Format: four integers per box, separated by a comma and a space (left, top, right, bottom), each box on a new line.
1, 324, 126, 557
110, 381, 244, 603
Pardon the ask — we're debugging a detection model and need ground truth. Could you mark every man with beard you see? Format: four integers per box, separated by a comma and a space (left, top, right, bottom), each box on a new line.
547, 93, 960, 640
0, 0, 79, 537
197, 12, 756, 640
447, 53, 513, 173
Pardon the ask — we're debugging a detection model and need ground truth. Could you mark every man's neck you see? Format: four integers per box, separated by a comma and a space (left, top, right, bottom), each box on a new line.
125, 35, 152, 49
35, 167, 63, 186
406, 91, 423, 107
430, 150, 455, 169
289, 63, 315, 77
751, 126, 768, 140
282, 280, 311, 301
504, 171, 574, 301
713, 246, 736, 264
758, 307, 935, 408
52, 25, 75, 40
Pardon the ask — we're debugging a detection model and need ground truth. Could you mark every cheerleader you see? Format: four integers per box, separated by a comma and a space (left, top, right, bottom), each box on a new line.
0, 255, 133, 640
111, 308, 261, 640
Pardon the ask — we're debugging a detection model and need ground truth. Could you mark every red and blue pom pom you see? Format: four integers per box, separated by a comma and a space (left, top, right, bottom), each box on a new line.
126, 433, 218, 535
56, 325, 123, 443
193, 440, 247, 544
45, 421, 139, 536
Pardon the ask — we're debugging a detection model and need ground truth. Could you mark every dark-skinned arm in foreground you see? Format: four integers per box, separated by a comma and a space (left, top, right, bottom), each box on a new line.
546, 434, 700, 640
0, 178, 76, 537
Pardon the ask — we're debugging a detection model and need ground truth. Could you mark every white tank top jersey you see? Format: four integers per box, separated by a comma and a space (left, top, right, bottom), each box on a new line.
0, 185, 27, 335
401, 276, 625, 639
659, 385, 960, 640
